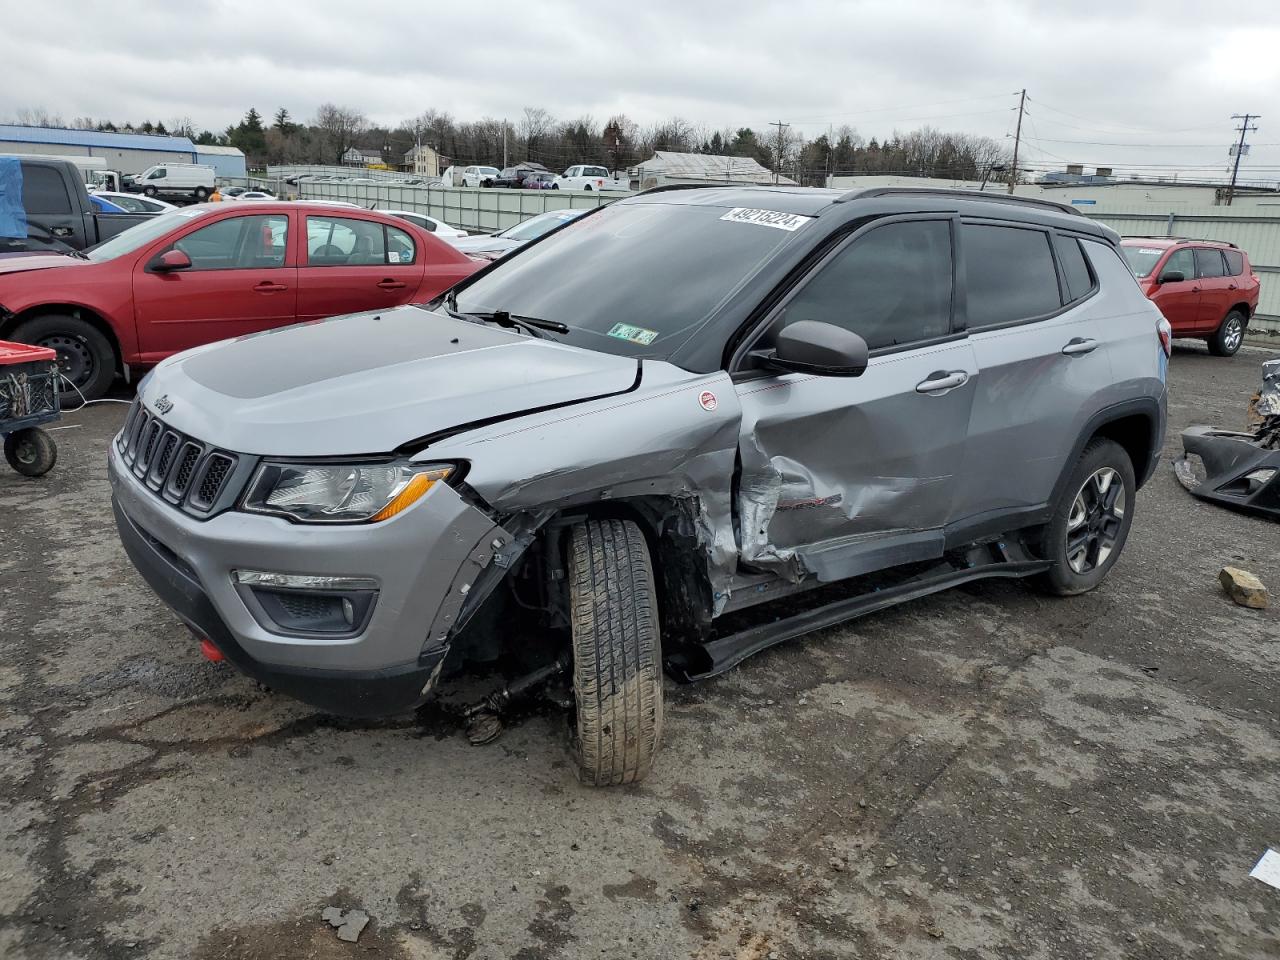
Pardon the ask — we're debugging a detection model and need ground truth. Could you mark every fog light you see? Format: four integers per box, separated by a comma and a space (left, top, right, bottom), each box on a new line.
232, 570, 378, 637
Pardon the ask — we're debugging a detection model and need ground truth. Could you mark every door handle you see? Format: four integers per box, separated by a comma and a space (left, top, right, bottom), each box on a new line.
915, 370, 969, 393
51, 226, 73, 237
253, 281, 288, 293
1228, 283, 1238, 290
376, 278, 407, 289
1191, 286, 1201, 292
1061, 337, 1098, 356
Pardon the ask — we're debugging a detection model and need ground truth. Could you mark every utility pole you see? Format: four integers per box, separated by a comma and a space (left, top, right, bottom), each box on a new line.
769, 120, 790, 184
1226, 113, 1259, 206
502, 119, 508, 170
1007, 88, 1026, 195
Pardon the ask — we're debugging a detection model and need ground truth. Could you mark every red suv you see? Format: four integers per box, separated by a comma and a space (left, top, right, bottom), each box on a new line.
1120, 237, 1260, 356
0, 202, 479, 400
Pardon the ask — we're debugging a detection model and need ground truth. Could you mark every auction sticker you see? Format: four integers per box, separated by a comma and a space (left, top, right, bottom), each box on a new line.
720, 207, 813, 232
607, 323, 659, 345
1137, 247, 1163, 255
699, 390, 718, 411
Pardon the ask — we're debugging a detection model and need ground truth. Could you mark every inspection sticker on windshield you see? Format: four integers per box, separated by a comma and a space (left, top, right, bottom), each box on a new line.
720, 208, 813, 232
607, 323, 659, 346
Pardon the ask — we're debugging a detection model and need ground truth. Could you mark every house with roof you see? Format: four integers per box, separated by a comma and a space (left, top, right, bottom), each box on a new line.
629, 152, 796, 190
342, 147, 384, 167
402, 143, 443, 177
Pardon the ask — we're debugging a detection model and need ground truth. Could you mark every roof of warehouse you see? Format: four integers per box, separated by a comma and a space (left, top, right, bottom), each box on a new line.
0, 124, 196, 153
194, 144, 246, 157
634, 152, 797, 186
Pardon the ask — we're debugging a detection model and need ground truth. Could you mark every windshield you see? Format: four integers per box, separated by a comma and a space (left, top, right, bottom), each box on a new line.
1120, 244, 1167, 278
496, 209, 586, 242
453, 200, 803, 358
86, 208, 209, 261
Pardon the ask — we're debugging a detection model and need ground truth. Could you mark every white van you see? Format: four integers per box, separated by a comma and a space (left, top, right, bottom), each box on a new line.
134, 163, 216, 200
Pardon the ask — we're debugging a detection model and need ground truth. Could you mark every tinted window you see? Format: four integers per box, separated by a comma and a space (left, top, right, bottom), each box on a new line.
1054, 235, 1095, 301
387, 224, 416, 265
21, 166, 72, 215
1194, 247, 1225, 279
963, 224, 1060, 326
1162, 248, 1195, 281
306, 216, 386, 266
781, 219, 952, 349
1223, 248, 1245, 276
174, 215, 288, 270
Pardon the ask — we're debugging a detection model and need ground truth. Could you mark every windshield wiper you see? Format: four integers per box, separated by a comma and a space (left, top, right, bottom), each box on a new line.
438, 292, 568, 338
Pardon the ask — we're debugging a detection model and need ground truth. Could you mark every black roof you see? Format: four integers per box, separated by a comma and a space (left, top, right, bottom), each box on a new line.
629, 184, 1114, 239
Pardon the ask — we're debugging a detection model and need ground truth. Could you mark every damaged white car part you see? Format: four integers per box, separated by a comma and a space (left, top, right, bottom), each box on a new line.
109, 185, 1167, 785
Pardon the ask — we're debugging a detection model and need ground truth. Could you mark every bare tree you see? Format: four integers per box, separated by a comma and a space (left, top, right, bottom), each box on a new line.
518, 106, 554, 159
313, 103, 367, 164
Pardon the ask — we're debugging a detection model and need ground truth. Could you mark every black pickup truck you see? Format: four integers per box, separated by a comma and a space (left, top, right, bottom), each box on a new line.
0, 156, 153, 254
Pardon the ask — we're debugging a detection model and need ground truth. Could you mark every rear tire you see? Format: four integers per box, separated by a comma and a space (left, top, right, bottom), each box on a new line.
193, 186, 209, 201
566, 519, 663, 786
12, 314, 115, 403
1034, 438, 1136, 596
4, 428, 57, 477
1208, 309, 1246, 356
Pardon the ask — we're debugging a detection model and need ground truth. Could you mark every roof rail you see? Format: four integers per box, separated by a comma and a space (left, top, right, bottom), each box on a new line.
836, 186, 1084, 217
635, 182, 722, 196
1121, 234, 1238, 248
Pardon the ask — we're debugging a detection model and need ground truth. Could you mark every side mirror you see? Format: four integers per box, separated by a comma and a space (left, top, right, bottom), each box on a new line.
764, 320, 869, 377
1158, 270, 1185, 284
151, 249, 192, 272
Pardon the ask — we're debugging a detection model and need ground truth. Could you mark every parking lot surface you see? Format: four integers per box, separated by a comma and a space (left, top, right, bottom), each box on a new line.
1, 344, 1278, 959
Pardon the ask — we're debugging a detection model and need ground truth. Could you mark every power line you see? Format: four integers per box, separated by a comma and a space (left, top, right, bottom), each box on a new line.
787, 92, 1017, 124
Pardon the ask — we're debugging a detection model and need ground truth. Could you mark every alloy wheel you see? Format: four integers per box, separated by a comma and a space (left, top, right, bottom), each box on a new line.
1223, 316, 1243, 353
1065, 467, 1126, 574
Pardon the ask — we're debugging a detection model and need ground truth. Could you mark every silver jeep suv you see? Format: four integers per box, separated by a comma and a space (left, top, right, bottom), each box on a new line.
110, 186, 1169, 785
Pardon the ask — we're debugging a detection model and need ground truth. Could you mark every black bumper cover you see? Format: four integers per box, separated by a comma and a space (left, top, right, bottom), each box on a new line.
113, 497, 445, 717
1173, 426, 1280, 520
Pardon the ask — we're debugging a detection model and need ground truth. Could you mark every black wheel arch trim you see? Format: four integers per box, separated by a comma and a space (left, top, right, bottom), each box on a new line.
1056, 397, 1164, 501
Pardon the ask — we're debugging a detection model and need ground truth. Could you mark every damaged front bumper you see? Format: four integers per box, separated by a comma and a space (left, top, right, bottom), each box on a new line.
1173, 425, 1280, 519
108, 441, 507, 717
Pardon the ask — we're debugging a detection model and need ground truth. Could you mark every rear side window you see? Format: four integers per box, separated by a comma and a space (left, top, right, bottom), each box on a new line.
1222, 248, 1245, 276
962, 223, 1061, 327
21, 166, 72, 215
1194, 247, 1225, 279
1054, 234, 1095, 302
781, 219, 953, 350
387, 224, 416, 265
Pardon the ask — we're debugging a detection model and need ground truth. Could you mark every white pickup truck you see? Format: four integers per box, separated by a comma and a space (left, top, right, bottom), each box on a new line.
551, 165, 629, 191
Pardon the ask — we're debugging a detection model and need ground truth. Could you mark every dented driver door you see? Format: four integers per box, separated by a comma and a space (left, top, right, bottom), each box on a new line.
732, 216, 978, 583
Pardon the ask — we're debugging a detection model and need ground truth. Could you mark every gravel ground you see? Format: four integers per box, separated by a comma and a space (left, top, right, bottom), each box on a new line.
1, 342, 1277, 959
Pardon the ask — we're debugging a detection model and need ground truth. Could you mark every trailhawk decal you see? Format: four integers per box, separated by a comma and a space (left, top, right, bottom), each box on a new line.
720, 208, 813, 232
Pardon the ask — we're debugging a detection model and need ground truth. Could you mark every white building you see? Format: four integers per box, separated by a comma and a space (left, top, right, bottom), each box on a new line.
630, 152, 796, 190
342, 147, 383, 167
402, 144, 442, 177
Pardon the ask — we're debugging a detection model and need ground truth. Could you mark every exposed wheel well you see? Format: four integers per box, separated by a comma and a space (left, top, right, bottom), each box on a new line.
1228, 302, 1252, 322
1, 304, 123, 374
1091, 414, 1154, 488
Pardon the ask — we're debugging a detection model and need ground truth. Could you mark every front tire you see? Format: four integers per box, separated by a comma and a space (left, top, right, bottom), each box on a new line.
12, 314, 115, 403
1035, 438, 1136, 596
567, 520, 663, 786
4, 428, 57, 477
1208, 309, 1246, 356
144, 185, 157, 197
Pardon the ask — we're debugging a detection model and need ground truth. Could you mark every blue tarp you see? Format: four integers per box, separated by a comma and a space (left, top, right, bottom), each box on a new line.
0, 157, 27, 239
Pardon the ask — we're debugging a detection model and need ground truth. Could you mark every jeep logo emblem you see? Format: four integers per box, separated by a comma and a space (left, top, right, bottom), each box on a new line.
154, 395, 174, 415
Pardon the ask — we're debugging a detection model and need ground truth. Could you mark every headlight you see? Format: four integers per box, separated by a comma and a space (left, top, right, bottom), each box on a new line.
241, 461, 454, 523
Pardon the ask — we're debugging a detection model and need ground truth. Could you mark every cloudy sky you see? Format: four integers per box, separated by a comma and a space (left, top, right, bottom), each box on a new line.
3, 0, 1279, 181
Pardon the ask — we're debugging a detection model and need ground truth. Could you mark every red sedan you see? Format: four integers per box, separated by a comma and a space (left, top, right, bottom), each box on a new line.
0, 202, 480, 400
